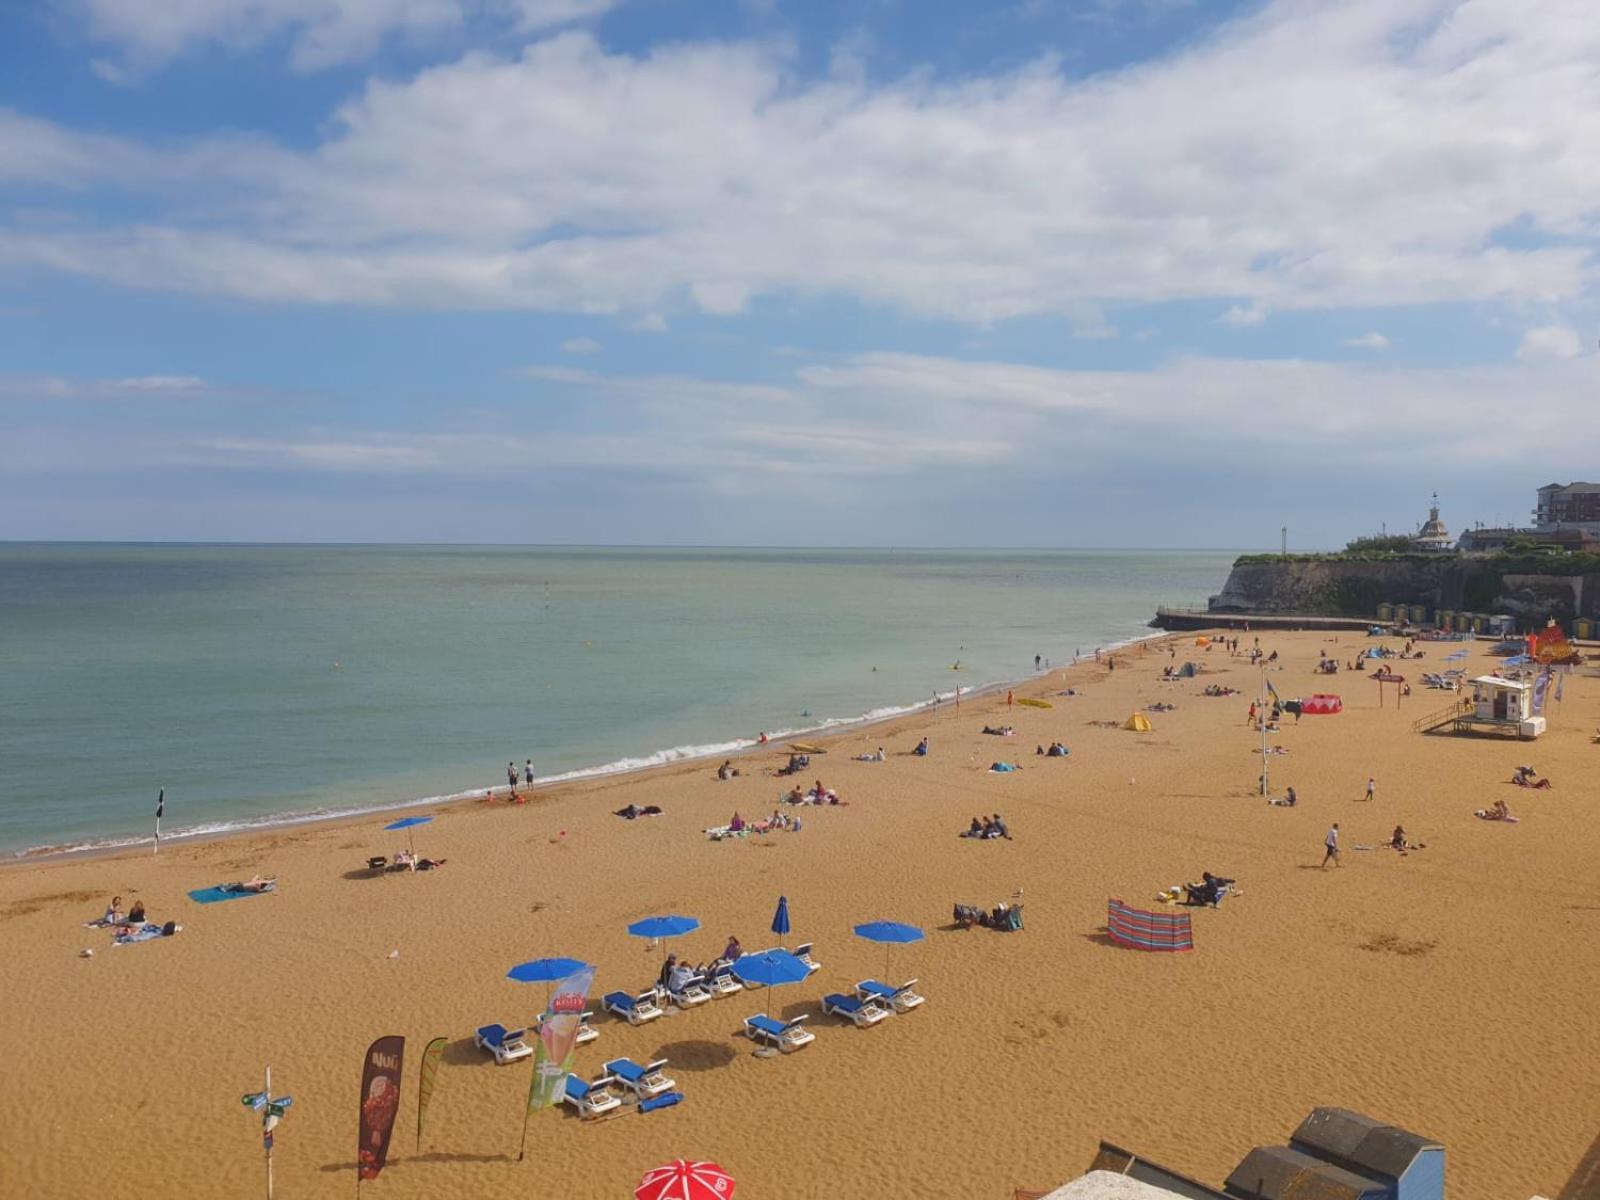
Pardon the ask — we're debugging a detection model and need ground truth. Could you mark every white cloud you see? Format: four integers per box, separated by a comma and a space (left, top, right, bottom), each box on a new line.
560, 336, 601, 354
65, 0, 618, 74
1516, 324, 1584, 361
629, 312, 668, 333
1343, 332, 1390, 351
10, 0, 1600, 323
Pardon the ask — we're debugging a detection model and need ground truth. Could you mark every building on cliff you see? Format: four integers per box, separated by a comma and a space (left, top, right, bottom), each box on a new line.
1535, 481, 1600, 532
1410, 493, 1453, 553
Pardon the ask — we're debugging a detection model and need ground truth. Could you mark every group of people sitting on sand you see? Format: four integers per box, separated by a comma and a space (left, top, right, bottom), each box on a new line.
1203, 684, 1239, 697
776, 753, 810, 777
92, 896, 182, 944
952, 901, 1023, 930
780, 780, 841, 805
390, 850, 445, 871
852, 746, 886, 762
1512, 765, 1552, 789
981, 724, 1015, 737
658, 936, 744, 992
1268, 786, 1299, 807
1387, 825, 1424, 852
1034, 741, 1069, 756
960, 813, 1011, 840
728, 808, 802, 835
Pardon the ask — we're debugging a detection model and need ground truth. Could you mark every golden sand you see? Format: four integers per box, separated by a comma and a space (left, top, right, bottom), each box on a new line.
3, 630, 1598, 1199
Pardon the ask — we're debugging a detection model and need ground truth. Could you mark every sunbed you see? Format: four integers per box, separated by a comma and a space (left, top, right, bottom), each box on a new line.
602, 990, 664, 1026
536, 1009, 599, 1046
855, 978, 924, 1013
665, 973, 712, 1009
602, 1057, 676, 1099
794, 942, 821, 974
743, 1013, 815, 1052
821, 993, 892, 1028
562, 1073, 622, 1118
474, 1023, 534, 1065
707, 963, 744, 997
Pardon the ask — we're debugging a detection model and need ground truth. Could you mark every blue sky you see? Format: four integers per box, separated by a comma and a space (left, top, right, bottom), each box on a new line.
1, 0, 1597, 546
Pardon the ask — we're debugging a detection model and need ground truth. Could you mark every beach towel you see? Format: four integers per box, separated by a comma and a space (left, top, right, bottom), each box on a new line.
1106, 899, 1192, 952
112, 923, 169, 945
187, 883, 273, 904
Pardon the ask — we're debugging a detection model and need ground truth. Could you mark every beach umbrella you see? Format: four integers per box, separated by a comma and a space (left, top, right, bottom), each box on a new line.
628, 915, 701, 970
853, 920, 924, 980
770, 895, 790, 948
507, 956, 593, 1015
636, 1160, 735, 1200
729, 949, 810, 989
384, 815, 433, 855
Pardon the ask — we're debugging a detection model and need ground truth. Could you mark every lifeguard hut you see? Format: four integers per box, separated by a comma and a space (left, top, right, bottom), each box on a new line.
1465, 676, 1544, 739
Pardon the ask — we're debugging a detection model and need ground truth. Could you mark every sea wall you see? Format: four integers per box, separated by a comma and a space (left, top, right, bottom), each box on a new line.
1208, 558, 1600, 622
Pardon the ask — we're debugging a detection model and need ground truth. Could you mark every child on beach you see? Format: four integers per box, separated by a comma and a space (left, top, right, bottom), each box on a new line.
1364, 777, 1376, 802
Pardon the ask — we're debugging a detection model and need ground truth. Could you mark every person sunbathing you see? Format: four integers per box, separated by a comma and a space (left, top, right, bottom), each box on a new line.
228, 875, 276, 893
853, 747, 886, 762
1476, 799, 1514, 821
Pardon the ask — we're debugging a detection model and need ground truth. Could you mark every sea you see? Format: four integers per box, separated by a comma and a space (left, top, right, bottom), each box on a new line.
0, 545, 1232, 857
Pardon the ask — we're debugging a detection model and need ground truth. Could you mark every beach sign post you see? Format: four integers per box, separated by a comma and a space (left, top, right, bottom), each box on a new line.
240, 1065, 292, 1200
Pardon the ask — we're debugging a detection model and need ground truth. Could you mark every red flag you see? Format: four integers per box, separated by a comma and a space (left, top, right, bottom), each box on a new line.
357, 1036, 406, 1181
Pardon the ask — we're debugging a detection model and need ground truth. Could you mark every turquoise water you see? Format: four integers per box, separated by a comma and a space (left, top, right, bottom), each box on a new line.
0, 545, 1231, 855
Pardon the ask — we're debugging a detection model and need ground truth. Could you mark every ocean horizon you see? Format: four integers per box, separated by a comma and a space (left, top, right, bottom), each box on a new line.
0, 543, 1234, 856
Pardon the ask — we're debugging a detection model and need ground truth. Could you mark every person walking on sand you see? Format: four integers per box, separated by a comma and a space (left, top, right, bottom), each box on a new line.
1322, 822, 1341, 868
1364, 777, 1376, 802
1247, 700, 1257, 726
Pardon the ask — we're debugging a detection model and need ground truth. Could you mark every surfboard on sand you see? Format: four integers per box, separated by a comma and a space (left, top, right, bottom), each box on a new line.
788, 742, 828, 754
1015, 698, 1052, 709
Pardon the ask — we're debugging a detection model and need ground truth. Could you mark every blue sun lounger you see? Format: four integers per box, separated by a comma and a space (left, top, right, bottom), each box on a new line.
855, 978, 925, 1013
474, 1023, 534, 1065
602, 1057, 676, 1099
562, 1074, 622, 1118
743, 1013, 815, 1052
821, 993, 892, 1028
602, 989, 664, 1025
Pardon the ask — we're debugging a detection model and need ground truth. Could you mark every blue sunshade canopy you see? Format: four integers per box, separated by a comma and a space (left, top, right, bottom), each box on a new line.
627, 915, 700, 939
771, 895, 791, 937
730, 949, 810, 988
853, 920, 925, 945
507, 957, 590, 983
384, 815, 434, 831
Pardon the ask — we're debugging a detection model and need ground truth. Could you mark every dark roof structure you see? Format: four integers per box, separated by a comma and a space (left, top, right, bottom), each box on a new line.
1224, 1146, 1387, 1200
1289, 1108, 1442, 1184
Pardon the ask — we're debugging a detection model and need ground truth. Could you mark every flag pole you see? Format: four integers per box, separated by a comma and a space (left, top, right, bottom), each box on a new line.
264, 1065, 273, 1200
154, 788, 163, 855
1259, 665, 1269, 797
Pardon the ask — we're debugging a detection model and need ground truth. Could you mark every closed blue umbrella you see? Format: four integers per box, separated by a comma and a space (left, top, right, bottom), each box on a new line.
854, 920, 924, 980
770, 895, 791, 946
383, 814, 434, 854
730, 949, 810, 988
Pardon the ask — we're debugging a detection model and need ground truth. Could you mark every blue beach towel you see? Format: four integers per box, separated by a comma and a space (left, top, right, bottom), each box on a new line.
113, 923, 167, 945
638, 1091, 684, 1113
188, 883, 272, 904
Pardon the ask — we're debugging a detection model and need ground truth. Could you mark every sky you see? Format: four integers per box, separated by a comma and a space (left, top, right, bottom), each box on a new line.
1, 0, 1598, 548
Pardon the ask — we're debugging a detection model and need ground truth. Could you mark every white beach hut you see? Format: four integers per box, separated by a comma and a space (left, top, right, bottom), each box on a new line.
1468, 676, 1544, 738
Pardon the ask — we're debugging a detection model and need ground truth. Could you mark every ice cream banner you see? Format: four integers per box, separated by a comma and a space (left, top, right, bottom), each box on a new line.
357, 1035, 406, 1182
1532, 670, 1552, 715
529, 964, 596, 1115
415, 1037, 447, 1152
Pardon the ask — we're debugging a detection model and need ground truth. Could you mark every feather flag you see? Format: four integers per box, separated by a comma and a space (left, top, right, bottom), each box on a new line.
415, 1037, 446, 1152
1265, 679, 1281, 706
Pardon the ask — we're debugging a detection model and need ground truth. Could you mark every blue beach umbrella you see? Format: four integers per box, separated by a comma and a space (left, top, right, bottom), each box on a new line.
508, 956, 593, 1015
627, 915, 701, 940
507, 957, 589, 984
384, 814, 434, 854
730, 948, 810, 989
853, 920, 925, 980
771, 895, 791, 946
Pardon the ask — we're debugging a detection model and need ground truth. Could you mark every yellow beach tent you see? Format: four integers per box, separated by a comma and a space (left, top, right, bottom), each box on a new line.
1122, 712, 1153, 732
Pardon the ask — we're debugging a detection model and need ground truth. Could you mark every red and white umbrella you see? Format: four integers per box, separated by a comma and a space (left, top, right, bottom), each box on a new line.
636, 1160, 736, 1200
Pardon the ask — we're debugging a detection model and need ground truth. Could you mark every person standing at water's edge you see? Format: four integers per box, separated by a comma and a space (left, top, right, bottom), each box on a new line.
1322, 823, 1341, 868
524, 759, 534, 786
507, 762, 517, 790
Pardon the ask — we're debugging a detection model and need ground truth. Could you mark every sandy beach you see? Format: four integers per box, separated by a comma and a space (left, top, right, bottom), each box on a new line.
4, 629, 1598, 1200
